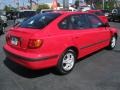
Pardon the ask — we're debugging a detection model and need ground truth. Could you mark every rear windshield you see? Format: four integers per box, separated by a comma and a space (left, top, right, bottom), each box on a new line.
19, 13, 61, 29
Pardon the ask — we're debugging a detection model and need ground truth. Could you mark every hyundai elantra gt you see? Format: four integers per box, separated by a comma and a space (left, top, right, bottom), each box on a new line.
4, 12, 118, 74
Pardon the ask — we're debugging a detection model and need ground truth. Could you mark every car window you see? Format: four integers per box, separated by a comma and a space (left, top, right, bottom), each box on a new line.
59, 14, 89, 30
20, 13, 61, 29
59, 17, 69, 29
87, 14, 103, 28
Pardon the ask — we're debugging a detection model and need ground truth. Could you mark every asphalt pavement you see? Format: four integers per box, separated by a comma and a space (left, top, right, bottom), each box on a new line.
0, 21, 120, 90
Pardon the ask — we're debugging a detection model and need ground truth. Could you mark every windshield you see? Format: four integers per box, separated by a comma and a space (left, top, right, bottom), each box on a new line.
20, 13, 61, 29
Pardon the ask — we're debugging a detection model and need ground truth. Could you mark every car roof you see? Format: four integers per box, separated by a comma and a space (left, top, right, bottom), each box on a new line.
87, 10, 102, 12
49, 11, 89, 15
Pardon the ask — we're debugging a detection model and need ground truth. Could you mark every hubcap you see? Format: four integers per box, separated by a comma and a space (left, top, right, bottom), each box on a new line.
111, 37, 116, 48
62, 53, 75, 71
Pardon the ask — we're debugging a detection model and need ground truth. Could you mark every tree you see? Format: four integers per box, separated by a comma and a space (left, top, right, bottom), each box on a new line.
37, 4, 50, 11
106, 1, 115, 10
57, 2, 61, 7
3, 5, 11, 12
95, 0, 115, 10
3, 5, 17, 12
74, 0, 79, 9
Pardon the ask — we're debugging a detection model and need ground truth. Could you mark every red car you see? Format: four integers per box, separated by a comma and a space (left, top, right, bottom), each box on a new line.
87, 10, 108, 23
4, 12, 118, 74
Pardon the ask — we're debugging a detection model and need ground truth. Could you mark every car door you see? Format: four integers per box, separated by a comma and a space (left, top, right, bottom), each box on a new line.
59, 14, 95, 57
59, 14, 111, 58
80, 14, 111, 56
69, 14, 111, 58
68, 14, 98, 57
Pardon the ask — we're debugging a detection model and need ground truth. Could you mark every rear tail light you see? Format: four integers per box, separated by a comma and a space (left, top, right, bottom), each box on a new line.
28, 39, 43, 49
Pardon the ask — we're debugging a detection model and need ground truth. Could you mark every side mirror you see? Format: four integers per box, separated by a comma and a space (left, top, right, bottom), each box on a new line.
98, 22, 110, 27
104, 23, 110, 27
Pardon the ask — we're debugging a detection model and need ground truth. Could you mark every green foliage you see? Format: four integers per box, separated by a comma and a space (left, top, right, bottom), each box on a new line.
74, 0, 79, 9
57, 3, 61, 7
37, 4, 50, 11
3, 5, 11, 12
95, 2, 102, 9
105, 1, 115, 10
3, 5, 17, 12
95, 1, 115, 10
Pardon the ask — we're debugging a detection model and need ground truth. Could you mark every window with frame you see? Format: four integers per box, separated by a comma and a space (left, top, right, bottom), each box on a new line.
59, 17, 69, 29
20, 13, 61, 29
87, 14, 103, 28
59, 14, 89, 30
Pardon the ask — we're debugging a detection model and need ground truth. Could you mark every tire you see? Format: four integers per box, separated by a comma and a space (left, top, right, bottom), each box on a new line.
0, 26, 5, 34
108, 18, 112, 22
2, 27, 5, 34
112, 19, 115, 22
3, 23, 7, 27
56, 49, 76, 75
108, 19, 111, 22
0, 30, 2, 35
107, 36, 116, 50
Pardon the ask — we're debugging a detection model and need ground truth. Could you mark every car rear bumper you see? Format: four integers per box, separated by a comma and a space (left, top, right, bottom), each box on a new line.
4, 45, 59, 70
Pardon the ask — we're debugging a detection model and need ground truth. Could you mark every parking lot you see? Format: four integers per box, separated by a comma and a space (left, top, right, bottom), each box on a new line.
0, 21, 120, 90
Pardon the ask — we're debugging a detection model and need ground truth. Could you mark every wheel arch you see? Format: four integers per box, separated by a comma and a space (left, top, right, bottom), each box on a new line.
114, 33, 118, 39
64, 46, 79, 59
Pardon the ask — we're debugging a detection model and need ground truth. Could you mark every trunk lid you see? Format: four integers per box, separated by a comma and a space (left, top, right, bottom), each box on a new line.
7, 27, 41, 50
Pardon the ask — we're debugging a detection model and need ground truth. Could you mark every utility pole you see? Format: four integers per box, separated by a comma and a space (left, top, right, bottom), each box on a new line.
115, 0, 120, 7
103, 0, 105, 9
29, 0, 32, 9
63, 0, 69, 9
36, 0, 39, 8
16, 0, 19, 10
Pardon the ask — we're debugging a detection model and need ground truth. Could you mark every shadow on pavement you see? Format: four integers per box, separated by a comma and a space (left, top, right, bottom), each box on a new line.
3, 49, 109, 78
4, 58, 54, 78
112, 49, 120, 53
3, 49, 120, 79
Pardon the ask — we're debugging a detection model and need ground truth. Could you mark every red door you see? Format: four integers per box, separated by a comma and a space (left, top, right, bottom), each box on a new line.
68, 14, 111, 58
58, 14, 111, 58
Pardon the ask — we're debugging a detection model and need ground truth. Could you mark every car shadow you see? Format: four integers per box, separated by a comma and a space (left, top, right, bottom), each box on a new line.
112, 49, 120, 53
3, 48, 120, 78
3, 49, 111, 78
4, 58, 55, 78
76, 48, 106, 63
